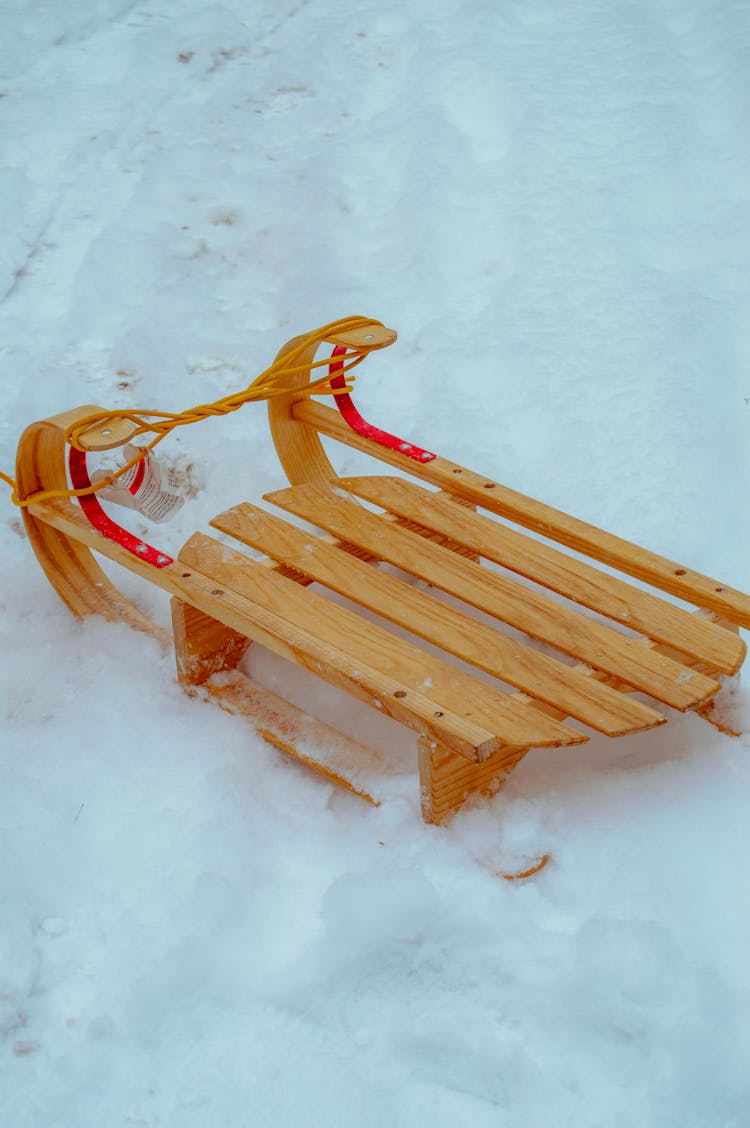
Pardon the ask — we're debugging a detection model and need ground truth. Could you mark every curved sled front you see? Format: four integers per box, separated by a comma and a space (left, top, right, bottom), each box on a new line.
15, 406, 160, 638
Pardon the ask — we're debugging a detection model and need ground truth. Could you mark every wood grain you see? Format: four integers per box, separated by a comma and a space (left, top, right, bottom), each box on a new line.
291, 398, 750, 628
338, 475, 745, 675
418, 737, 527, 824
212, 501, 665, 737
266, 483, 721, 711
16, 408, 164, 640
29, 498, 585, 759
171, 598, 251, 686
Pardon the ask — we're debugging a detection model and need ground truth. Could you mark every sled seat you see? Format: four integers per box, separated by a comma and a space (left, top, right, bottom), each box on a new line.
15, 318, 750, 824
169, 463, 747, 822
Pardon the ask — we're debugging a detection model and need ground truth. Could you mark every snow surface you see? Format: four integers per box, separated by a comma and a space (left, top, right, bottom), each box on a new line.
2, 1, 750, 1125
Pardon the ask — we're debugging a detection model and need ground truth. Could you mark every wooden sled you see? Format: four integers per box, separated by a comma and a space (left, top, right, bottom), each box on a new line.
15, 319, 750, 824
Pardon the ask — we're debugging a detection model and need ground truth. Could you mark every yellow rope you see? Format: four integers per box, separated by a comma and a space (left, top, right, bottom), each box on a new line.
2, 316, 380, 508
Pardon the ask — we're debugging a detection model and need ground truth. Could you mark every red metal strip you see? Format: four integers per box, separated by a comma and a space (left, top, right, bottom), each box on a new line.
328, 346, 436, 463
67, 447, 173, 568
128, 454, 147, 495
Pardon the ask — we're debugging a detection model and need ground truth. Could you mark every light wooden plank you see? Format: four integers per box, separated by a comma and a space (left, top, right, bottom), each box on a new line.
265, 484, 721, 711
292, 399, 750, 628
178, 534, 586, 757
31, 498, 585, 759
31, 499, 493, 760
337, 476, 746, 676
212, 501, 664, 737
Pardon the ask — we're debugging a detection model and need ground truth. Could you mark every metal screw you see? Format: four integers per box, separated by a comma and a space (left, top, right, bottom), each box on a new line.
136, 544, 148, 554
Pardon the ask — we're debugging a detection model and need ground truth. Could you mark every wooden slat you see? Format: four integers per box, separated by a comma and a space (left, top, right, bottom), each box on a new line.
337, 476, 745, 676
179, 535, 586, 757
212, 502, 664, 737
30, 499, 489, 759
292, 399, 750, 628
31, 498, 584, 760
265, 484, 721, 711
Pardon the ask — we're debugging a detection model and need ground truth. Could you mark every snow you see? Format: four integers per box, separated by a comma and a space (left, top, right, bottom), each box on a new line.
1, 1, 750, 1124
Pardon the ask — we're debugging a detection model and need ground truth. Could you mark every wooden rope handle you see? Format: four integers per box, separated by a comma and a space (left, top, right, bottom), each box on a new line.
12, 322, 395, 632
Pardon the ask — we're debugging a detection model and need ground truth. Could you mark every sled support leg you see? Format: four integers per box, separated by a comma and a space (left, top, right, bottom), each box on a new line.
418, 737, 530, 825
171, 598, 250, 687
693, 615, 744, 737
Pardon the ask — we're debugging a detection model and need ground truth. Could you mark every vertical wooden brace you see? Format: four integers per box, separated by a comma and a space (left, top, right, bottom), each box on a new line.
417, 737, 529, 825
171, 598, 251, 687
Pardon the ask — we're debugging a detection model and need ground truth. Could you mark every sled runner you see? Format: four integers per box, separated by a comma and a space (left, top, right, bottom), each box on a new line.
13, 318, 750, 824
